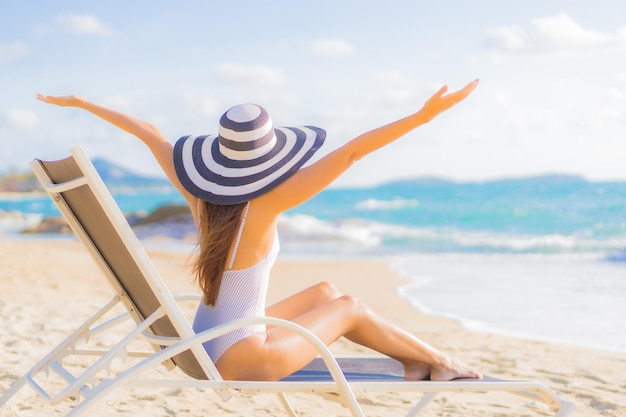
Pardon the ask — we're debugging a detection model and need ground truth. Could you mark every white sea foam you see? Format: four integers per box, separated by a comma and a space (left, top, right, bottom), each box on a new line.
278, 214, 380, 246
355, 198, 419, 210
278, 214, 626, 255
0, 211, 43, 233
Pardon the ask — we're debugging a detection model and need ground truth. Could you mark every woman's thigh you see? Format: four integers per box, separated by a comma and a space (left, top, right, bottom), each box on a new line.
217, 294, 359, 381
266, 281, 341, 320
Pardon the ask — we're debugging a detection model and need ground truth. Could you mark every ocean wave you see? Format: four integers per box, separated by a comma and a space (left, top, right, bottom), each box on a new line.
278, 213, 626, 255
278, 214, 380, 246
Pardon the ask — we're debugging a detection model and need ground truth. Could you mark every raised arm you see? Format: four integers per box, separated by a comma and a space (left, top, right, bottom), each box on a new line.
262, 79, 479, 212
36, 94, 195, 206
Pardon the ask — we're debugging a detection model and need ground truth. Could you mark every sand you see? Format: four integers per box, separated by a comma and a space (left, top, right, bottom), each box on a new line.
0, 238, 624, 416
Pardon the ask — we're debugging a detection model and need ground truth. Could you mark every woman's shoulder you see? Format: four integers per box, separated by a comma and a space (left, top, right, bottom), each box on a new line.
249, 194, 286, 219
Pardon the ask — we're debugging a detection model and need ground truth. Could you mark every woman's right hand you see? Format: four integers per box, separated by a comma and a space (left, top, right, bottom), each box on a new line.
36, 94, 84, 107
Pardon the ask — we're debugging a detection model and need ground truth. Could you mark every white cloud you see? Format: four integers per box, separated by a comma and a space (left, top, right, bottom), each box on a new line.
6, 109, 39, 129
374, 70, 414, 86
533, 14, 616, 48
608, 73, 626, 100
485, 14, 626, 58
55, 14, 115, 36
381, 89, 415, 105
310, 38, 355, 57
215, 63, 285, 86
0, 41, 28, 64
485, 26, 526, 51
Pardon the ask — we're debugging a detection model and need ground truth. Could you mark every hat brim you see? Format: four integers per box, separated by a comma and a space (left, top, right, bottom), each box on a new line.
174, 126, 325, 205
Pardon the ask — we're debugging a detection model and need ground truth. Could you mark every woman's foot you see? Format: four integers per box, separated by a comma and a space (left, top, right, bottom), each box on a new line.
429, 356, 482, 381
403, 362, 431, 380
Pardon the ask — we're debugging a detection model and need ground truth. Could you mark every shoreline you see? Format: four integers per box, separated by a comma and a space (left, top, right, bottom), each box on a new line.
1, 239, 624, 416
3, 233, 626, 354
389, 251, 626, 354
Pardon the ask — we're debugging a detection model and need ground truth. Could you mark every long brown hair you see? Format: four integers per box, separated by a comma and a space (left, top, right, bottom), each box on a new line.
194, 200, 248, 306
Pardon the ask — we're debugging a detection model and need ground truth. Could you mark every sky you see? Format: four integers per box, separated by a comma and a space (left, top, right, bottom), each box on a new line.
1, 1, 626, 187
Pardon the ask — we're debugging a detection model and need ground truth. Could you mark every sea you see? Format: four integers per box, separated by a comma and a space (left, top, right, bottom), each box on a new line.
2, 174, 625, 352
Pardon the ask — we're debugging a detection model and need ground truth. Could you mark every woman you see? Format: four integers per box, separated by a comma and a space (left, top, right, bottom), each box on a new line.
37, 79, 481, 382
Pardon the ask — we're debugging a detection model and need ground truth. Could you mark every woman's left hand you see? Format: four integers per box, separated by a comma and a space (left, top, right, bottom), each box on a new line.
419, 79, 479, 122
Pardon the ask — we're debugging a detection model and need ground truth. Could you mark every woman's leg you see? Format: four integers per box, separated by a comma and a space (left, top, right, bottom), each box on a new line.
267, 282, 473, 380
218, 283, 481, 382
267, 282, 428, 362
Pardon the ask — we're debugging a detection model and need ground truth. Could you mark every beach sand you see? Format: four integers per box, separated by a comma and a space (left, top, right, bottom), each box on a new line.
0, 239, 624, 416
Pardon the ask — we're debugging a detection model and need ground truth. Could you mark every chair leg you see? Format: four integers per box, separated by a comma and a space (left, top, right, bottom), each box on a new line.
553, 401, 577, 417
277, 393, 299, 417
0, 296, 123, 410
405, 392, 437, 417
0, 375, 28, 408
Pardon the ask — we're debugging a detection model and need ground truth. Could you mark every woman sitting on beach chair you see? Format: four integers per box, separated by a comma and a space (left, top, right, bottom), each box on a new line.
36, 79, 482, 382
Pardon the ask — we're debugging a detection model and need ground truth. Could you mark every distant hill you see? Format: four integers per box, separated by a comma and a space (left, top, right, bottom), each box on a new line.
374, 176, 454, 188
481, 174, 587, 185
377, 173, 587, 189
91, 158, 171, 188
0, 171, 40, 192
0, 161, 603, 193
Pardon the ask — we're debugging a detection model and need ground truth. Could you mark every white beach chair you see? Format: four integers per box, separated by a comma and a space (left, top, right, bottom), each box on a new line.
0, 146, 576, 416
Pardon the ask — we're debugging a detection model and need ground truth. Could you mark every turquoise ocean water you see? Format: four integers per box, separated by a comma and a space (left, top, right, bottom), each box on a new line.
2, 174, 625, 351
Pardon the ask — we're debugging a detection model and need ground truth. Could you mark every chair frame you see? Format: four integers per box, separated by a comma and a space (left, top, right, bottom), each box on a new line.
0, 146, 576, 417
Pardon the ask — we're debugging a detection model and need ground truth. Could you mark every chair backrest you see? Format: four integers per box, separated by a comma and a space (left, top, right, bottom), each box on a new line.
30, 146, 215, 381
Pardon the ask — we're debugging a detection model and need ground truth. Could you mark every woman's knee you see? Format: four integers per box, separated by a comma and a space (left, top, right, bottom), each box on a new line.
310, 284, 369, 320
313, 281, 342, 302
335, 294, 367, 316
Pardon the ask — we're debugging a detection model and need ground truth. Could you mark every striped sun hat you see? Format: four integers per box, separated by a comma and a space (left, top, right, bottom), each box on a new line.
173, 103, 325, 205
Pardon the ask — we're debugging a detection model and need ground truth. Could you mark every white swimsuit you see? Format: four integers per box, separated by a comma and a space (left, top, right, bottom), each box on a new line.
192, 203, 279, 362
